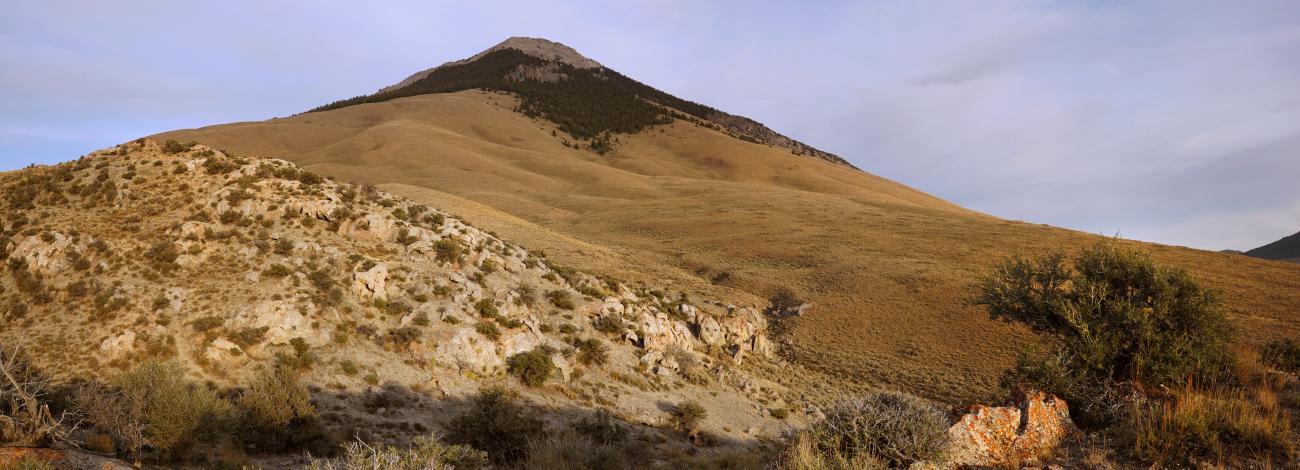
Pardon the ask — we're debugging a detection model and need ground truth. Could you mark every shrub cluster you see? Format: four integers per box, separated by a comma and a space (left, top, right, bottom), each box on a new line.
976, 241, 1234, 426
778, 391, 948, 469
507, 347, 556, 387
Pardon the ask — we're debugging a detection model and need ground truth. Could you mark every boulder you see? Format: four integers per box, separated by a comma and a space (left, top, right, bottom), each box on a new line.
930, 391, 1078, 468
10, 232, 73, 274
232, 301, 323, 346
98, 330, 135, 357
432, 327, 504, 376
352, 263, 388, 301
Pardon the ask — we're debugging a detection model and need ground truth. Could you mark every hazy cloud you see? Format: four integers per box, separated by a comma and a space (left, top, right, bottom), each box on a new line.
1, 0, 1298, 251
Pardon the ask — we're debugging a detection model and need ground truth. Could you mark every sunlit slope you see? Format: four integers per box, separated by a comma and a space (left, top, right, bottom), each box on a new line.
157, 89, 1300, 402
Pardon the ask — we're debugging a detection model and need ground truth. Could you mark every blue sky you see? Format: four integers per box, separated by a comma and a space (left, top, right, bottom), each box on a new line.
3, 0, 1299, 251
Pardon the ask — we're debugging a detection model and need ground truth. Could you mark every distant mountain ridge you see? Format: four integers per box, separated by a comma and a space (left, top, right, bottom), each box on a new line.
1245, 230, 1300, 263
312, 37, 854, 168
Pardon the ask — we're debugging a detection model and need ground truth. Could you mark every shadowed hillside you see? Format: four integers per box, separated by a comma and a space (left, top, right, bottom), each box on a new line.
1247, 230, 1300, 263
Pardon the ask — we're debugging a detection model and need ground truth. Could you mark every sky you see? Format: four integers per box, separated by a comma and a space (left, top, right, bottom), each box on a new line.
2, 0, 1299, 251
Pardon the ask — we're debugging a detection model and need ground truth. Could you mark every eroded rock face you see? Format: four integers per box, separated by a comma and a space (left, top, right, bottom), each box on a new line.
922, 391, 1078, 469
98, 331, 136, 357
231, 301, 323, 346
9, 232, 74, 274
432, 327, 504, 376
352, 263, 388, 301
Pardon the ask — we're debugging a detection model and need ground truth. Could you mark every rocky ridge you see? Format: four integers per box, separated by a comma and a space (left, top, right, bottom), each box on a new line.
0, 139, 794, 450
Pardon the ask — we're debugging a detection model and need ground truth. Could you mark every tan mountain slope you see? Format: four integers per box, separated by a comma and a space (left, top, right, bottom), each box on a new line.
156, 90, 1300, 403
0, 140, 807, 462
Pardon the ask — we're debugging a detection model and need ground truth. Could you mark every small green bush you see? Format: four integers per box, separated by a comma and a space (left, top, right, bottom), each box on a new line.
508, 347, 556, 387
114, 361, 236, 455
434, 239, 464, 264
475, 322, 501, 341
592, 315, 623, 334
670, 401, 708, 435
474, 298, 498, 317
263, 263, 293, 278
576, 338, 608, 366
1261, 339, 1300, 373
546, 290, 575, 310
240, 365, 316, 433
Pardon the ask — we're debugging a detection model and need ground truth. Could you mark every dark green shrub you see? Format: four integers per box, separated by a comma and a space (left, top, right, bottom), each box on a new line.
189, 316, 224, 332
277, 337, 317, 371
576, 338, 608, 366
976, 241, 1233, 426
592, 315, 623, 334
546, 290, 575, 310
263, 263, 292, 278
770, 408, 790, 420
387, 327, 422, 351
1261, 339, 1300, 373
161, 140, 195, 154
508, 347, 556, 387
670, 401, 708, 435
475, 322, 501, 341
228, 326, 269, 348
446, 387, 544, 465
474, 298, 498, 317
434, 239, 463, 264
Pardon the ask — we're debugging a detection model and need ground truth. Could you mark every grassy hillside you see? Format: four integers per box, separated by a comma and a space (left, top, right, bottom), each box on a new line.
157, 90, 1300, 403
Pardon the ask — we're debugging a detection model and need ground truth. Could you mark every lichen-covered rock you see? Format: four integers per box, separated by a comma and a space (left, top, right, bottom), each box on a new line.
924, 391, 1078, 469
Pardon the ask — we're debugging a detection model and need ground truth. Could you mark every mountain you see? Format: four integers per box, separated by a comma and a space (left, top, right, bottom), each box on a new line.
312, 37, 851, 167
0, 140, 796, 463
155, 37, 1300, 404
1246, 230, 1300, 263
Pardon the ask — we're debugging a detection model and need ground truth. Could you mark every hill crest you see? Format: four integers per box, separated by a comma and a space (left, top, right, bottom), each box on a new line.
321, 36, 854, 168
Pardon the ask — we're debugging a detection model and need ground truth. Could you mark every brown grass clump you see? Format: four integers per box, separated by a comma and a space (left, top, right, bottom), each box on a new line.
1129, 380, 1293, 467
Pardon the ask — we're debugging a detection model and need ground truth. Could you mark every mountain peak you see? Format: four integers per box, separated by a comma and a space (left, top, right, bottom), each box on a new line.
378, 37, 600, 94
472, 36, 602, 69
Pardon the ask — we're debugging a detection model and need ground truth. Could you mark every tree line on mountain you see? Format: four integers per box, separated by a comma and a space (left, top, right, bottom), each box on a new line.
309, 49, 723, 142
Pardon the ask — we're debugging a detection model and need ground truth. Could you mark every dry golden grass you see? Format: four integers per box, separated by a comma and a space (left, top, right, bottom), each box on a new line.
156, 89, 1300, 403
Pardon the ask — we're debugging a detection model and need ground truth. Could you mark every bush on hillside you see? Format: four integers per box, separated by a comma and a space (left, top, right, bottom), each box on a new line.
779, 391, 948, 469
446, 387, 545, 465
1261, 338, 1300, 373
307, 434, 488, 470
76, 361, 236, 456
975, 241, 1234, 426
507, 347, 556, 387
239, 365, 320, 451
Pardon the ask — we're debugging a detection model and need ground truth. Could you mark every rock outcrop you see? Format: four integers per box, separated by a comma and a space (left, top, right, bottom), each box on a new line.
915, 391, 1079, 469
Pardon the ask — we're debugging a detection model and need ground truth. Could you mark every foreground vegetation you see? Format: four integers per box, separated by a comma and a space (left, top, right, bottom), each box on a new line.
977, 241, 1297, 467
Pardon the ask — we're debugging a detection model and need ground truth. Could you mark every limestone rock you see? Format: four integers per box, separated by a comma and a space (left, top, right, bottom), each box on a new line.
352, 263, 389, 301
10, 232, 73, 274
432, 327, 503, 376
99, 331, 136, 357
232, 301, 323, 346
